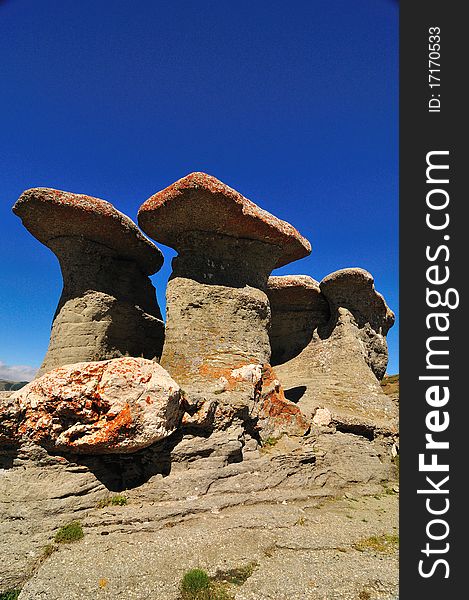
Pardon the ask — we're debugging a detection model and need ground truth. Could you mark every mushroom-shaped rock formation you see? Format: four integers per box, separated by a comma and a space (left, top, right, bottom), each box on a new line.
3, 357, 183, 454
138, 173, 311, 399
267, 275, 330, 365
320, 268, 395, 380
13, 188, 165, 376
272, 269, 397, 437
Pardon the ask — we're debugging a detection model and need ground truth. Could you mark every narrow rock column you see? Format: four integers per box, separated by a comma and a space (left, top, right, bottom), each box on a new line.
138, 172, 311, 398
13, 188, 165, 376
271, 269, 397, 436
267, 275, 330, 365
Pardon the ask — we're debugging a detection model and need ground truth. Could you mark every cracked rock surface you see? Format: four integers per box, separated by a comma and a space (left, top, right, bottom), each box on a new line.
0, 426, 398, 598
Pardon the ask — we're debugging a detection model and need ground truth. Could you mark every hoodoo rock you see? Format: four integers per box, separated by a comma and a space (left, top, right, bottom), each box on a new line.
267, 275, 330, 365
138, 173, 311, 427
270, 270, 397, 437
320, 268, 395, 380
3, 357, 183, 453
13, 189, 165, 376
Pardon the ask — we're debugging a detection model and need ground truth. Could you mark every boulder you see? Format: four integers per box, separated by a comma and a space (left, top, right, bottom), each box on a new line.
182, 362, 309, 440
13, 188, 165, 376
3, 357, 183, 453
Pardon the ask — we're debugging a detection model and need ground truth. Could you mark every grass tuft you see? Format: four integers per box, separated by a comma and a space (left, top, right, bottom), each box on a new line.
353, 533, 399, 554
180, 569, 212, 599
54, 521, 84, 544
261, 437, 279, 449
180, 563, 257, 600
97, 494, 128, 508
0, 591, 21, 600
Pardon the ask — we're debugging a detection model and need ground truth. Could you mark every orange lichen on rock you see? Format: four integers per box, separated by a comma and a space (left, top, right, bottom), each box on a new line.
256, 366, 309, 438
138, 172, 311, 268
7, 357, 183, 454
13, 187, 163, 274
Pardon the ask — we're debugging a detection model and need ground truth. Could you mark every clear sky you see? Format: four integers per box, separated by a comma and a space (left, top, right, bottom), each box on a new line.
0, 0, 398, 380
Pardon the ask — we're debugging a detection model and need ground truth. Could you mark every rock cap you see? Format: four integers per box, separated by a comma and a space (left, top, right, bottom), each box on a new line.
320, 268, 395, 333
267, 275, 324, 310
138, 172, 311, 268
13, 188, 163, 275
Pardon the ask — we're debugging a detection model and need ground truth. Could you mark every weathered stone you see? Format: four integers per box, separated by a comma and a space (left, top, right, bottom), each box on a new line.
137, 173, 311, 409
179, 361, 308, 441
162, 277, 272, 391
5, 358, 183, 453
138, 171, 311, 269
320, 268, 395, 380
254, 365, 310, 439
0, 427, 398, 595
0, 392, 19, 446
271, 270, 397, 437
13, 188, 165, 376
267, 275, 330, 365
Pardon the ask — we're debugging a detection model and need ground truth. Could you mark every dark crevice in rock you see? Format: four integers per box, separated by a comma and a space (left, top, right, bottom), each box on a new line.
284, 386, 307, 404
334, 423, 376, 441
55, 431, 185, 492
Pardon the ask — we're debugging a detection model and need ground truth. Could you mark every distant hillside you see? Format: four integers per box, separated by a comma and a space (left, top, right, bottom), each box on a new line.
380, 374, 399, 402
0, 379, 28, 391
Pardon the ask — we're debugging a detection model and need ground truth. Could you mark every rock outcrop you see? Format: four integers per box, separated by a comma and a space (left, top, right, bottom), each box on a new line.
0, 428, 398, 596
320, 268, 395, 380
1, 357, 183, 453
269, 270, 397, 437
1, 178, 399, 599
13, 188, 165, 376
138, 172, 311, 434
267, 275, 330, 365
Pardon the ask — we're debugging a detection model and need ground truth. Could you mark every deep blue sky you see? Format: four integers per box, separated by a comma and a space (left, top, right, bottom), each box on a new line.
0, 0, 398, 380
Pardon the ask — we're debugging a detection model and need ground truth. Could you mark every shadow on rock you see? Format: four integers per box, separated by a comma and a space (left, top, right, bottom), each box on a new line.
63, 430, 185, 492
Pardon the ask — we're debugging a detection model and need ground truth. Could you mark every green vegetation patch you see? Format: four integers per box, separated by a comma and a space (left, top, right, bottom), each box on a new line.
180, 563, 257, 600
353, 533, 399, 554
0, 591, 21, 600
212, 562, 258, 586
54, 521, 84, 543
260, 436, 279, 449
97, 494, 128, 508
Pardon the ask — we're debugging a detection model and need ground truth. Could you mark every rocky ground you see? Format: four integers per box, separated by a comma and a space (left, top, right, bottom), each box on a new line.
18, 492, 398, 600
1, 424, 399, 600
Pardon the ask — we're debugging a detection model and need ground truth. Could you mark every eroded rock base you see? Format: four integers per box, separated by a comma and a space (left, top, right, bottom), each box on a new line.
162, 277, 272, 389
275, 309, 398, 437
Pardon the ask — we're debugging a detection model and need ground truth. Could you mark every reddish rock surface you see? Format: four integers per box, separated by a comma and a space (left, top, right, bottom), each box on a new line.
180, 361, 309, 440
5, 358, 183, 453
255, 366, 310, 438
13, 187, 163, 274
138, 172, 311, 268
